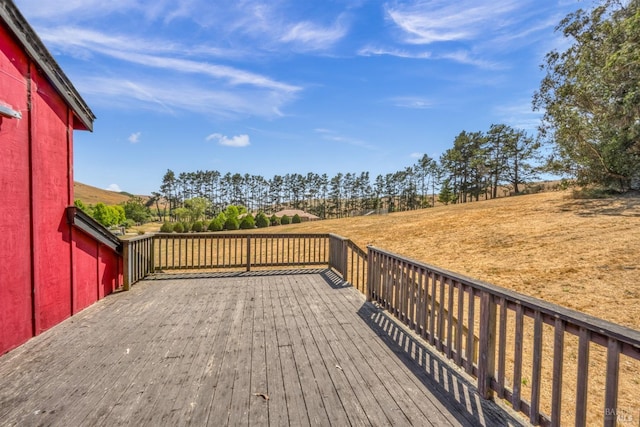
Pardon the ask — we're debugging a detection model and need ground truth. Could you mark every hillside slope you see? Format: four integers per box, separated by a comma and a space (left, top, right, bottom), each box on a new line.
74, 182, 136, 205
253, 190, 640, 330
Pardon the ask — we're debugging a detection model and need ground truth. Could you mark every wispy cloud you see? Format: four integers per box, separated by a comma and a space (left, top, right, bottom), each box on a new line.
279, 17, 349, 51
410, 152, 424, 159
106, 183, 122, 192
128, 132, 142, 143
358, 46, 432, 59
39, 27, 299, 93
385, 0, 524, 45
314, 128, 377, 151
77, 76, 293, 119
378, 0, 563, 69
206, 133, 251, 147
390, 96, 433, 109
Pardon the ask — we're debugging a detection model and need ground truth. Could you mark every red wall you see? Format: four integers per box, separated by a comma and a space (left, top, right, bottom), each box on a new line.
0, 24, 122, 355
0, 23, 33, 357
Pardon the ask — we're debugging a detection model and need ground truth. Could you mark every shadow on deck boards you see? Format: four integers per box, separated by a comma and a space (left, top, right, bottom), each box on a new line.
320, 269, 525, 426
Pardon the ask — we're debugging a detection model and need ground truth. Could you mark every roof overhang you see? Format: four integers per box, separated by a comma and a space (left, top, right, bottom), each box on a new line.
66, 207, 122, 253
0, 1, 95, 131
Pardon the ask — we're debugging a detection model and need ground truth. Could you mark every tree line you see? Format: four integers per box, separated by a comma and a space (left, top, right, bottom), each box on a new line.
153, 123, 541, 221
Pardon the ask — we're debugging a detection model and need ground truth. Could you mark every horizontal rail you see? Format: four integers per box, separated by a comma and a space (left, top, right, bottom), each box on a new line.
367, 246, 640, 426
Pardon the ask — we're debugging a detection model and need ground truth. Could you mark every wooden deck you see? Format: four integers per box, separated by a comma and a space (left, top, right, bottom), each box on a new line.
0, 270, 523, 426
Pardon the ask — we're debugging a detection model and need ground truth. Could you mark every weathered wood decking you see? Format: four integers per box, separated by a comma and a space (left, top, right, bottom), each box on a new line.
0, 270, 523, 426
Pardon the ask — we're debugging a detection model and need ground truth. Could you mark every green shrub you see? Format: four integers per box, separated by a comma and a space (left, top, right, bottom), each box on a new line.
160, 222, 173, 233
192, 221, 204, 232
208, 218, 223, 231
292, 214, 302, 224
181, 222, 191, 232
224, 217, 239, 230
280, 214, 290, 225
255, 212, 269, 228
239, 214, 255, 230
270, 214, 280, 226
173, 222, 184, 233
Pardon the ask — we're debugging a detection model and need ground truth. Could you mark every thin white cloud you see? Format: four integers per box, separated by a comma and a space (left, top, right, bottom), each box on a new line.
390, 96, 433, 109
39, 27, 299, 93
358, 46, 432, 59
386, 0, 523, 45
206, 133, 251, 147
280, 17, 348, 51
410, 152, 424, 159
314, 128, 377, 151
77, 76, 293, 119
358, 45, 499, 69
106, 183, 122, 192
38, 26, 234, 58
128, 132, 142, 143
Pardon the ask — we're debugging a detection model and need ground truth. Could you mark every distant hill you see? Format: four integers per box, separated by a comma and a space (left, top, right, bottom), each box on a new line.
74, 182, 145, 205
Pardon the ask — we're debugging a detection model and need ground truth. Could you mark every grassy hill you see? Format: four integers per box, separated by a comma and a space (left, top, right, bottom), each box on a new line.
74, 182, 140, 205
238, 190, 640, 331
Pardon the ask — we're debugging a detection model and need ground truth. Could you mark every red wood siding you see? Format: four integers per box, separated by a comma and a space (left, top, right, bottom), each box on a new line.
0, 23, 32, 354
0, 22, 121, 355
30, 66, 74, 332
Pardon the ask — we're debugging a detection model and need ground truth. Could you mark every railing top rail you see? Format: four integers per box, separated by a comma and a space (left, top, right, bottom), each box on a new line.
153, 232, 332, 239
368, 245, 640, 349
328, 233, 349, 241
120, 233, 155, 243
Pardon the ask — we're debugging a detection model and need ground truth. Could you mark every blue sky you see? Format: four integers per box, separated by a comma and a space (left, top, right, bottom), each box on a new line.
15, 0, 581, 195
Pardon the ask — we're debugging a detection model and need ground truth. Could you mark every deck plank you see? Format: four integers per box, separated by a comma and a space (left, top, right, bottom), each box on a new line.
0, 270, 524, 427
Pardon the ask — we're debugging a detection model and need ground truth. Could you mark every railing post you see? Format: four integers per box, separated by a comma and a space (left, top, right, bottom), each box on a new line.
150, 235, 155, 274
478, 290, 496, 399
604, 338, 621, 427
341, 238, 348, 279
366, 247, 373, 302
246, 236, 251, 272
122, 239, 131, 291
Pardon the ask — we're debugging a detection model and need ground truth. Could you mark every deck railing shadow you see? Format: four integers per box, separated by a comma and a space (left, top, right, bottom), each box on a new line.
355, 299, 525, 427
319, 268, 523, 426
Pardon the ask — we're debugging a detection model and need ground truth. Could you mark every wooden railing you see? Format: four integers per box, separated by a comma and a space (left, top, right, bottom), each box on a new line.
367, 246, 640, 427
152, 233, 330, 271
122, 234, 154, 290
328, 234, 367, 293
122, 233, 365, 289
